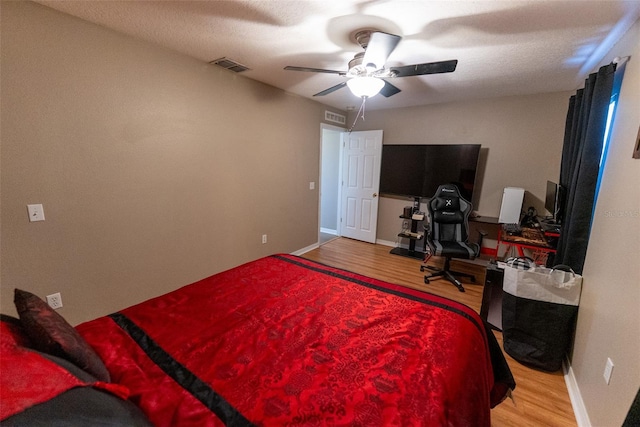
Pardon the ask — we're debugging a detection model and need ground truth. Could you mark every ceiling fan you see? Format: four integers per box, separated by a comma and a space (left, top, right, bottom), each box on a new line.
284, 30, 458, 99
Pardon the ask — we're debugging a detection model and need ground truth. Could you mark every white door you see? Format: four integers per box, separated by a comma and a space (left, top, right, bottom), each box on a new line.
340, 130, 383, 243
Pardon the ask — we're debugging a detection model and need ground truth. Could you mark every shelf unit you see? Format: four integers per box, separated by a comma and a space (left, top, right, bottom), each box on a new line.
390, 199, 425, 260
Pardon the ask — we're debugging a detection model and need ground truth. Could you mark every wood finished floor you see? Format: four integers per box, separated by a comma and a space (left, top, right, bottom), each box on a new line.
301, 237, 577, 427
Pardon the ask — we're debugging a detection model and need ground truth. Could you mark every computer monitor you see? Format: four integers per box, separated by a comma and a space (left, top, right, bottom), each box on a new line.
545, 180, 565, 224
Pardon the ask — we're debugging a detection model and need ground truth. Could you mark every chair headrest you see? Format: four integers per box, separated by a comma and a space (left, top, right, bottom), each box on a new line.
434, 184, 462, 199
431, 184, 463, 212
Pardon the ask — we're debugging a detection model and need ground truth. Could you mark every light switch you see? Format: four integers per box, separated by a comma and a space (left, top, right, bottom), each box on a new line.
309, 182, 315, 190
27, 204, 45, 222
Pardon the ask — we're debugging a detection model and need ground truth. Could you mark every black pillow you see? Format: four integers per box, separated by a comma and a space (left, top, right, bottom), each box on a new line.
2, 350, 153, 427
14, 289, 111, 382
432, 196, 461, 212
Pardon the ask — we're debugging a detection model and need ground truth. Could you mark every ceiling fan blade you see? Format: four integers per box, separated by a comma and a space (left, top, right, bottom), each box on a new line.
390, 59, 458, 77
313, 82, 347, 97
284, 66, 345, 75
362, 32, 401, 70
379, 80, 401, 97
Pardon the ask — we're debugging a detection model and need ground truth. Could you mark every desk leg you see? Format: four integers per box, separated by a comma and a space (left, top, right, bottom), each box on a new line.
496, 242, 524, 260
531, 250, 550, 266
497, 230, 526, 260
497, 229, 556, 264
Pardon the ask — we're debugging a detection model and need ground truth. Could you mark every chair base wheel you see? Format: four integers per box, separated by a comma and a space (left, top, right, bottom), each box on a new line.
422, 268, 468, 292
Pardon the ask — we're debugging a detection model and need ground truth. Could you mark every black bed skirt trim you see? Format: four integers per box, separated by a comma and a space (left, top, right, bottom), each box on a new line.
108, 312, 254, 427
274, 254, 483, 335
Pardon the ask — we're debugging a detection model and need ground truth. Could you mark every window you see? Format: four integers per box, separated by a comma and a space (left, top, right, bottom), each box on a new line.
599, 97, 617, 167
593, 62, 625, 210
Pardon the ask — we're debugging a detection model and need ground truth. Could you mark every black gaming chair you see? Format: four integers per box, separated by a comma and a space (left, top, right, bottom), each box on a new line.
421, 184, 484, 292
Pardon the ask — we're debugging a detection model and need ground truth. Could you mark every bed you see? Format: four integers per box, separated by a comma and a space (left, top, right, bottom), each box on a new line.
2, 254, 514, 426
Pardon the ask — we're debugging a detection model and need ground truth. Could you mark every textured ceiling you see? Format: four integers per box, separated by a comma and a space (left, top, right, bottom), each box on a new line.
35, 0, 640, 111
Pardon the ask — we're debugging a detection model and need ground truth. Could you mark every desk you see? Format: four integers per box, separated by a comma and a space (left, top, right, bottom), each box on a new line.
469, 215, 500, 225
498, 226, 557, 265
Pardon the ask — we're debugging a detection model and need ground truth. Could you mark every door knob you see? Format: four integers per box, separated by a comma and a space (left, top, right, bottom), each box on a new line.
373, 193, 378, 198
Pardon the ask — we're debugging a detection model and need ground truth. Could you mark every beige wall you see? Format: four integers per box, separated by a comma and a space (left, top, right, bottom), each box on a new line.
3, 2, 638, 423
1, 2, 341, 324
572, 18, 640, 426
347, 92, 570, 244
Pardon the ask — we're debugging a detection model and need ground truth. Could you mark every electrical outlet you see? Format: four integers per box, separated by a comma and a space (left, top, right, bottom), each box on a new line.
46, 292, 63, 310
27, 204, 45, 222
603, 358, 614, 384
262, 234, 267, 244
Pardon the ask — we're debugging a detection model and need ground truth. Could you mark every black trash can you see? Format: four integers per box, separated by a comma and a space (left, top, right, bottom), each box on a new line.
501, 259, 582, 372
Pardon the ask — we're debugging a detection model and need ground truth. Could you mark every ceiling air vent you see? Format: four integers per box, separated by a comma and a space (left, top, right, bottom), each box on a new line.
209, 57, 250, 73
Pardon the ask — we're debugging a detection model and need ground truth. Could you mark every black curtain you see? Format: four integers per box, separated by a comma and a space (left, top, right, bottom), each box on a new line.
623, 387, 640, 426
555, 63, 616, 274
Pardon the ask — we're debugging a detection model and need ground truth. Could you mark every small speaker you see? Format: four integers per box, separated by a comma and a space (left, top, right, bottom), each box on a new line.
403, 206, 413, 218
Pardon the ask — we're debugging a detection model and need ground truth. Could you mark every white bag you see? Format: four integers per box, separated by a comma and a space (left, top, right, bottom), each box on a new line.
502, 258, 582, 306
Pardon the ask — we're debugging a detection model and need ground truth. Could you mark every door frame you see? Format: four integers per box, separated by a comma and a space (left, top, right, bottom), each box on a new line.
319, 123, 346, 244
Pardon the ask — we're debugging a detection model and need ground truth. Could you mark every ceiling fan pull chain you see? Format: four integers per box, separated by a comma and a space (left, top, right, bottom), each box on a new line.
362, 96, 367, 121
348, 97, 367, 134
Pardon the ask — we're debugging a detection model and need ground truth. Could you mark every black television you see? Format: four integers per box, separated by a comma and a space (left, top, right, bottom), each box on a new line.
544, 180, 565, 224
379, 144, 481, 202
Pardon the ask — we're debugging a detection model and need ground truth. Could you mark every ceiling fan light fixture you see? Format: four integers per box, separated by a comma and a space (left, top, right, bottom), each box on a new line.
347, 77, 384, 98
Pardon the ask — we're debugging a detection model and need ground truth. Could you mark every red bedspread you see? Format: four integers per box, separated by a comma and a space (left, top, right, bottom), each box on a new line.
77, 254, 512, 426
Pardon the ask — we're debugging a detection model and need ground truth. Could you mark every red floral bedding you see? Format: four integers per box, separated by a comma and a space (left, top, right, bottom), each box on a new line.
76, 254, 513, 426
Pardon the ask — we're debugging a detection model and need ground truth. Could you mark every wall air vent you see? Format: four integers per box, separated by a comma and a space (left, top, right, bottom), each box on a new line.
325, 111, 346, 125
209, 57, 250, 73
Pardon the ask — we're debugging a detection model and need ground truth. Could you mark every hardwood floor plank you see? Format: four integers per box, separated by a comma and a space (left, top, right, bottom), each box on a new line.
301, 237, 577, 427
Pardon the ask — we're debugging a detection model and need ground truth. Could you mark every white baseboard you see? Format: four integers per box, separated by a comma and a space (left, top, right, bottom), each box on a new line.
320, 227, 338, 235
564, 357, 591, 427
376, 239, 397, 247
291, 242, 320, 256
294, 238, 395, 256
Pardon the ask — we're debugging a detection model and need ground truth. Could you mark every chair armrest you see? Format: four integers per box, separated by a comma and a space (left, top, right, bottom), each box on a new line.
477, 229, 488, 248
